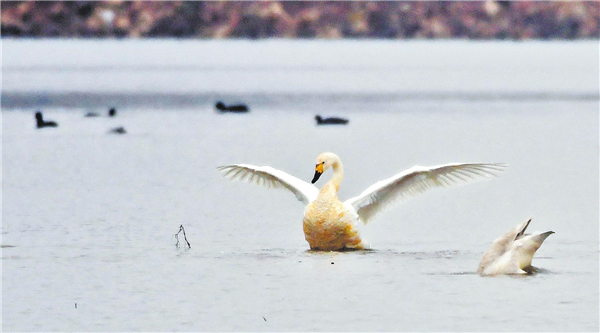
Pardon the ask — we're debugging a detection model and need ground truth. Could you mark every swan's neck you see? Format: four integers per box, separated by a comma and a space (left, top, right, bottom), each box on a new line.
330, 159, 344, 191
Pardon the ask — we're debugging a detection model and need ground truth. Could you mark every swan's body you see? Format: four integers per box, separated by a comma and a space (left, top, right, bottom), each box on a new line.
301, 158, 366, 250
219, 152, 506, 251
478, 218, 554, 276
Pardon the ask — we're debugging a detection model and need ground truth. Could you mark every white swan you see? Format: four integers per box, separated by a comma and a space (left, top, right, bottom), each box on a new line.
218, 152, 506, 251
478, 218, 554, 276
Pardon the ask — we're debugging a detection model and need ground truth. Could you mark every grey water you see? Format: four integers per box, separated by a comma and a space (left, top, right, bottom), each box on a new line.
2, 40, 598, 331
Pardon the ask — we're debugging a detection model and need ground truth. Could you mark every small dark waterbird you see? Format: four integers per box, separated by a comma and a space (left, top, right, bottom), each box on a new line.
87, 108, 116, 117
215, 101, 249, 113
315, 115, 349, 125
108, 126, 126, 134
35, 111, 58, 128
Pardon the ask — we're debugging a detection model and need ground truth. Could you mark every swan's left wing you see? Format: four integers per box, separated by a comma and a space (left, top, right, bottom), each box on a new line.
344, 163, 506, 224
218, 164, 319, 204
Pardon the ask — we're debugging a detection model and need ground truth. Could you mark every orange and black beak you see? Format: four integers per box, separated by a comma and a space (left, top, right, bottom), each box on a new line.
311, 163, 324, 184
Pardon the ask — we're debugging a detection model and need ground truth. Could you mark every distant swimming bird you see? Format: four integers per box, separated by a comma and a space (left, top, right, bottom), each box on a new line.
219, 152, 505, 251
35, 111, 58, 128
315, 115, 349, 125
108, 126, 126, 134
84, 112, 100, 117
108, 108, 117, 117
478, 218, 554, 276
215, 101, 249, 113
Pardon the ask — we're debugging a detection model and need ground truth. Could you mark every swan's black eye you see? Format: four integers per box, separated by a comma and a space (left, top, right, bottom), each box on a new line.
322, 162, 325, 164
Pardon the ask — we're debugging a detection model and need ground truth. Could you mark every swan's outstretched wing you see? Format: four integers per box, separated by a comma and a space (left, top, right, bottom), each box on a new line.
344, 163, 506, 224
218, 164, 319, 204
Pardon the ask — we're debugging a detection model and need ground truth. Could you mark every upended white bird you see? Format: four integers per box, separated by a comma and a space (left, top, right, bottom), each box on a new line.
478, 218, 554, 276
218, 152, 506, 251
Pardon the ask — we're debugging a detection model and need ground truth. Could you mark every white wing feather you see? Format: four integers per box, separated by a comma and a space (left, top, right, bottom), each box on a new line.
344, 163, 507, 224
218, 164, 319, 204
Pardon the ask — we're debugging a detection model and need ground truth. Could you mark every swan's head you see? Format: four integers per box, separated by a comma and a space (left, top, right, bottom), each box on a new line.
311, 152, 339, 184
315, 115, 322, 122
35, 111, 43, 120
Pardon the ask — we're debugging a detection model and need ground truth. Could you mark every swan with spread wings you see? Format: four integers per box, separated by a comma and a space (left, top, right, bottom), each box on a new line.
218, 152, 506, 251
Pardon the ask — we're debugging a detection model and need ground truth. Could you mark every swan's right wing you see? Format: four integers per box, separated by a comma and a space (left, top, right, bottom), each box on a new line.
345, 162, 507, 224
218, 164, 319, 205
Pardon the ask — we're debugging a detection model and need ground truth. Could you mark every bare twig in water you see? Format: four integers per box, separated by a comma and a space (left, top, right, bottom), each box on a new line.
174, 225, 191, 249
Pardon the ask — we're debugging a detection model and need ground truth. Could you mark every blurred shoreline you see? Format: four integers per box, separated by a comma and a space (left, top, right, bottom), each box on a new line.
2, 1, 598, 40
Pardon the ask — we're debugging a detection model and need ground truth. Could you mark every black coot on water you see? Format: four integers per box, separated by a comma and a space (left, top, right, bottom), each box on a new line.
215, 101, 249, 113
35, 111, 58, 128
315, 115, 349, 125
85, 107, 116, 118
108, 126, 126, 134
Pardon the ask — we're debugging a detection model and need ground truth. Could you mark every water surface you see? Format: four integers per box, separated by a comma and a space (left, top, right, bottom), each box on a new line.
2, 40, 598, 331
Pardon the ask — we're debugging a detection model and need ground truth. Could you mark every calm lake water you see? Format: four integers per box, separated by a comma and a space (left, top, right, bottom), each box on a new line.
2, 40, 598, 331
